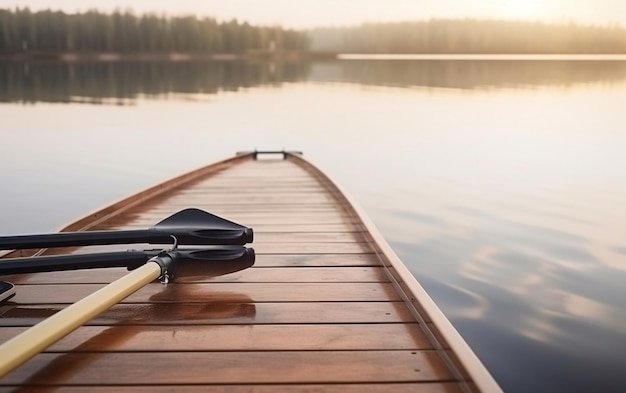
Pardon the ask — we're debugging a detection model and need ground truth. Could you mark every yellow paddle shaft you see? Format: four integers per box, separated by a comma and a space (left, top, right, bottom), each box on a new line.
0, 261, 162, 378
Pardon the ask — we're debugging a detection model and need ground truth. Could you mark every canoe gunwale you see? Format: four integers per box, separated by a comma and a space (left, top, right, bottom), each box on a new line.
286, 153, 502, 393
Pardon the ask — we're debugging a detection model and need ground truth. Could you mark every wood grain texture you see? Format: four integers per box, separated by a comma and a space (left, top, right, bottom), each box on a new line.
0, 384, 463, 393
0, 323, 433, 351
2, 350, 451, 385
0, 302, 415, 326
8, 282, 402, 303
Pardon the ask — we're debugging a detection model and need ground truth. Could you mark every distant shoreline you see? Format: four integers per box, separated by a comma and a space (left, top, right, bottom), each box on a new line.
2, 52, 626, 63
338, 53, 626, 61
0, 51, 338, 62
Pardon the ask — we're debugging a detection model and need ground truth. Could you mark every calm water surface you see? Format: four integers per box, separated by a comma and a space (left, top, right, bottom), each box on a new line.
1, 59, 626, 392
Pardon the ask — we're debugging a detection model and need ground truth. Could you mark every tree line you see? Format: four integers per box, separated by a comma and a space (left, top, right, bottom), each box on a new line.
0, 8, 310, 54
310, 19, 626, 54
2, 9, 625, 55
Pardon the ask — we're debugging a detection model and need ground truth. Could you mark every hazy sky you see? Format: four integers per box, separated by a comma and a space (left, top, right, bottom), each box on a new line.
1, 0, 624, 27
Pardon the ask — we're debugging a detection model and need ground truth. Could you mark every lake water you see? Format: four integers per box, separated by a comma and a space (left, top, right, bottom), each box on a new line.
1, 58, 626, 392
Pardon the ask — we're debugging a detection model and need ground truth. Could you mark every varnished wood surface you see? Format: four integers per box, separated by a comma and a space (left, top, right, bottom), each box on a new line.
6, 282, 402, 303
1, 384, 463, 393
0, 324, 432, 351
3, 351, 450, 385
0, 302, 416, 326
0, 155, 476, 392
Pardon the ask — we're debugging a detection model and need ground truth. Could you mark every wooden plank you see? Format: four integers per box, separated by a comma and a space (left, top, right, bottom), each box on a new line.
0, 324, 432, 351
252, 254, 381, 267
70, 243, 371, 255
253, 243, 370, 254
9, 282, 402, 303
253, 232, 367, 243
90, 209, 350, 229
1, 350, 451, 385
142, 208, 349, 215
0, 302, 415, 326
5, 267, 387, 284
153, 211, 352, 219
204, 205, 345, 212
2, 383, 463, 393
174, 188, 334, 195
203, 176, 316, 181
193, 267, 387, 283
160, 196, 337, 204
249, 224, 362, 232
169, 186, 330, 193
100, 214, 351, 226
89, 222, 362, 232
105, 213, 352, 225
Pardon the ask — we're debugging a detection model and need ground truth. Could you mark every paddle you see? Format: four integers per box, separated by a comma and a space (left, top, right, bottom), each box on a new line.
0, 244, 255, 378
0, 208, 253, 250
0, 246, 254, 276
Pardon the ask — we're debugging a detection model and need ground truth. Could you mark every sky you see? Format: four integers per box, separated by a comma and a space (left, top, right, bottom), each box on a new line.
1, 0, 624, 28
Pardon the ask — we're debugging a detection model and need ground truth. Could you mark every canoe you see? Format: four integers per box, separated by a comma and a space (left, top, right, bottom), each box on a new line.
0, 151, 502, 392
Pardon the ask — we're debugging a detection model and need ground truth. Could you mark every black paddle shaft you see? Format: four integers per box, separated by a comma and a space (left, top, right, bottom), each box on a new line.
0, 230, 149, 250
0, 250, 148, 275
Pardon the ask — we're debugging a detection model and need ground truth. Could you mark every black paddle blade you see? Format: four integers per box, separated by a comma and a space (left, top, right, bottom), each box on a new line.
150, 208, 253, 246
168, 246, 255, 280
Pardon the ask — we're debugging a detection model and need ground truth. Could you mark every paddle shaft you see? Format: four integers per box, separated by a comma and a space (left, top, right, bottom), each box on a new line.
0, 227, 252, 250
0, 261, 162, 379
0, 250, 150, 275
0, 229, 150, 250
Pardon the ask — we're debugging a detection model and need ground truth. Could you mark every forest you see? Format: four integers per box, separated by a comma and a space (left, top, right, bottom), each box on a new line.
2, 8, 626, 55
0, 8, 310, 54
309, 19, 626, 54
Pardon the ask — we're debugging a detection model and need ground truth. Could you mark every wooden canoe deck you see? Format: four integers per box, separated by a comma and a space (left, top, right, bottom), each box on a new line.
0, 153, 498, 392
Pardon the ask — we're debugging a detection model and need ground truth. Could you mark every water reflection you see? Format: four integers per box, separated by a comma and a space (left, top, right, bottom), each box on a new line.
384, 191, 626, 392
310, 59, 626, 90
2, 58, 626, 105
0, 61, 310, 104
